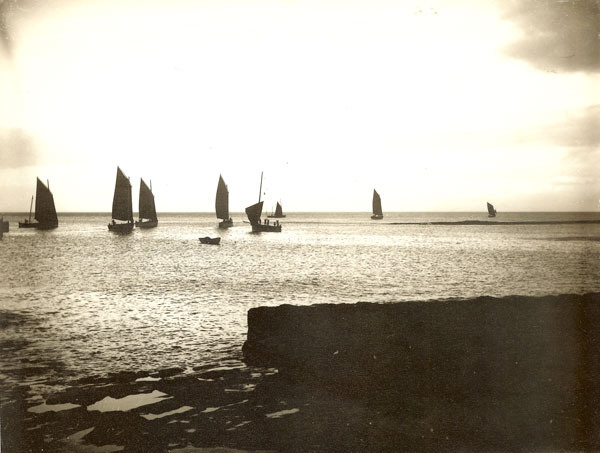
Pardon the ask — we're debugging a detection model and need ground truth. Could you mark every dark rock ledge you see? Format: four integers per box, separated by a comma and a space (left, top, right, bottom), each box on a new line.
243, 293, 600, 450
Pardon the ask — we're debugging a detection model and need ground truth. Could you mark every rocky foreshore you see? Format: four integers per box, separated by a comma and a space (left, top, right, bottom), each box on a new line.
3, 293, 600, 451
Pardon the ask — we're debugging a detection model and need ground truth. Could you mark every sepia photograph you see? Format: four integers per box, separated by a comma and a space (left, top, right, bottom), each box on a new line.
1, 0, 599, 451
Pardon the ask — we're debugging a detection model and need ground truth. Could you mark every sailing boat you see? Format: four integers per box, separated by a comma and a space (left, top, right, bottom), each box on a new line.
267, 201, 286, 219
215, 175, 233, 228
371, 189, 383, 220
487, 202, 497, 218
108, 167, 134, 232
245, 172, 281, 233
18, 179, 58, 229
135, 178, 158, 228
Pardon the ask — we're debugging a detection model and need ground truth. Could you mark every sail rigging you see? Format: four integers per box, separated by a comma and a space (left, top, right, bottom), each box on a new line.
372, 190, 383, 217
112, 167, 133, 222
34, 178, 58, 226
215, 175, 229, 220
245, 201, 263, 225
139, 178, 157, 221
275, 202, 283, 217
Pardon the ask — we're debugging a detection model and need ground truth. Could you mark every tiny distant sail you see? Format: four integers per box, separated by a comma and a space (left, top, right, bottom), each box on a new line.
112, 167, 133, 222
215, 175, 229, 220
487, 202, 497, 217
139, 178, 157, 221
245, 201, 263, 225
275, 202, 283, 217
372, 190, 383, 217
34, 178, 58, 227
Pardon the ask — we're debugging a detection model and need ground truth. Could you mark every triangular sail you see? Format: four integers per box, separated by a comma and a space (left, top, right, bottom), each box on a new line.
139, 178, 157, 221
34, 178, 58, 225
245, 201, 263, 225
372, 190, 383, 216
215, 175, 229, 220
275, 202, 283, 217
112, 167, 133, 222
487, 202, 496, 216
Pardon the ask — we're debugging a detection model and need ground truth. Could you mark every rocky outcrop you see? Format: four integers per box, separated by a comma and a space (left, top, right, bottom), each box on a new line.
243, 293, 600, 448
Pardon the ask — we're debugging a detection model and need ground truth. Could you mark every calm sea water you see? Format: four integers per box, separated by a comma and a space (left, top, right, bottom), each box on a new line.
1, 212, 599, 391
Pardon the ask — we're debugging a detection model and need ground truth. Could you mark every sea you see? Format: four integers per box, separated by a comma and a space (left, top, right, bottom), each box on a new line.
1, 211, 600, 409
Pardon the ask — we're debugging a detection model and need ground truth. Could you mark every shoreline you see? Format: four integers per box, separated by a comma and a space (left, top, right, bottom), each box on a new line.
2, 292, 600, 451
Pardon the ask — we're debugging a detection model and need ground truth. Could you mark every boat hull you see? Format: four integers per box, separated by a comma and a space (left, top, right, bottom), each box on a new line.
108, 222, 134, 233
19, 221, 37, 228
252, 223, 282, 233
371, 215, 383, 220
218, 218, 233, 229
267, 214, 286, 218
199, 236, 221, 245
135, 219, 158, 228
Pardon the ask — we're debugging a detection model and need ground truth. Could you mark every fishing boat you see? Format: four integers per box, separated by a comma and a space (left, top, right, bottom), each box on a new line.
199, 236, 221, 245
371, 189, 383, 220
267, 201, 286, 218
18, 179, 58, 229
215, 175, 233, 229
135, 178, 158, 228
108, 167, 134, 233
487, 202, 497, 218
245, 172, 281, 233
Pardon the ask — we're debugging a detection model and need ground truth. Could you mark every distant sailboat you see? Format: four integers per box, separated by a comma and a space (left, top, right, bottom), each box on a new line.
245, 172, 281, 233
108, 167, 134, 233
216, 175, 233, 229
487, 202, 497, 218
371, 189, 383, 220
135, 178, 158, 228
267, 201, 286, 219
18, 179, 58, 229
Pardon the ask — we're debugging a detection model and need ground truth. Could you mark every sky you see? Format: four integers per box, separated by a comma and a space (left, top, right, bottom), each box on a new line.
0, 0, 599, 213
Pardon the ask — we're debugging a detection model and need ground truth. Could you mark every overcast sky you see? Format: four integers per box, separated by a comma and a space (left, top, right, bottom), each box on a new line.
1, 0, 598, 212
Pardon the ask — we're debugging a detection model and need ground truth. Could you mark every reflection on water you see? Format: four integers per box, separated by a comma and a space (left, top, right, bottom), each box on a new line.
1, 212, 599, 394
87, 390, 171, 412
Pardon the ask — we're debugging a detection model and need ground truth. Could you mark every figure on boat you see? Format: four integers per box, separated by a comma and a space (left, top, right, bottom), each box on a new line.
245, 172, 281, 233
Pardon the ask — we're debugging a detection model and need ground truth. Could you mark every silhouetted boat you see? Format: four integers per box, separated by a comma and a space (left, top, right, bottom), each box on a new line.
108, 167, 134, 233
487, 202, 497, 218
135, 178, 158, 228
371, 189, 383, 220
267, 201, 286, 219
18, 179, 58, 229
199, 236, 221, 245
245, 172, 281, 233
216, 175, 233, 229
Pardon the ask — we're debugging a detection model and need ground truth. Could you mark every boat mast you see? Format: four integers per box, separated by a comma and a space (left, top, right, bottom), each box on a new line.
29, 195, 33, 223
258, 171, 263, 203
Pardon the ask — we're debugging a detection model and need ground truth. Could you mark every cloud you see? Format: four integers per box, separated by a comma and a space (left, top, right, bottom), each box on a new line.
0, 127, 39, 168
501, 0, 600, 73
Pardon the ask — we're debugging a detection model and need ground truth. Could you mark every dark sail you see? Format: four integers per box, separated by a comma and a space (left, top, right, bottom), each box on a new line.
139, 178, 157, 221
112, 167, 133, 222
487, 202, 496, 217
245, 201, 263, 225
372, 190, 383, 217
275, 202, 283, 217
34, 178, 58, 226
215, 175, 229, 220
